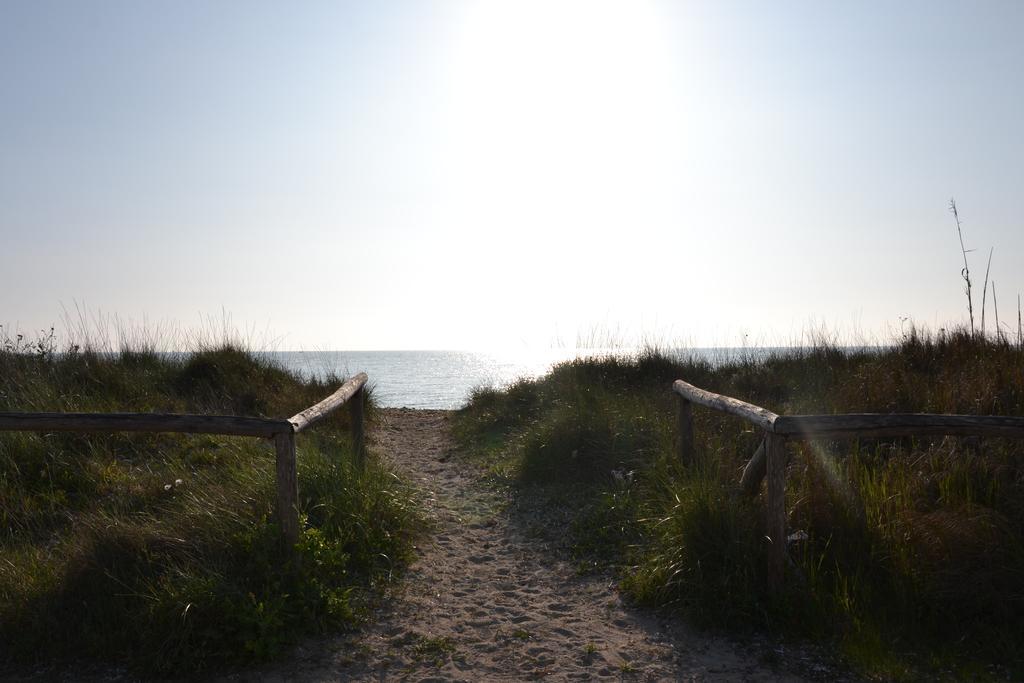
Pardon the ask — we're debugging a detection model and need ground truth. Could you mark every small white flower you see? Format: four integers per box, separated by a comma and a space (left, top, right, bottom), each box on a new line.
611, 469, 635, 485
164, 484, 172, 491
174, 479, 183, 487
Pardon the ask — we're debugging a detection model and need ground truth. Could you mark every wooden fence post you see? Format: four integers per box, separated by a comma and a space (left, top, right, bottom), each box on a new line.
349, 385, 366, 469
765, 432, 787, 585
274, 431, 299, 550
677, 394, 694, 465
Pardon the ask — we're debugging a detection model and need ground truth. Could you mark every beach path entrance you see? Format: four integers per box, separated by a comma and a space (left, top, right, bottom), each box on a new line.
238, 409, 845, 682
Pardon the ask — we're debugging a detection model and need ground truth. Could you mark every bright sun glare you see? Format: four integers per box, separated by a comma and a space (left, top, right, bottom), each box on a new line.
441, 0, 681, 237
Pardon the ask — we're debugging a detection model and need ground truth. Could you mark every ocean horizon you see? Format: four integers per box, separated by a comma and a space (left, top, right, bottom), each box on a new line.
270, 347, 863, 410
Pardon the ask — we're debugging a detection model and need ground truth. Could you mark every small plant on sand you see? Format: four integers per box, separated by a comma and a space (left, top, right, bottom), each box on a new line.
410, 635, 457, 666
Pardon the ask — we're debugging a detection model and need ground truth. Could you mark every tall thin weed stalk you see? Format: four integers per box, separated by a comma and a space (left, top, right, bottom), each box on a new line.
950, 198, 975, 335
981, 247, 993, 335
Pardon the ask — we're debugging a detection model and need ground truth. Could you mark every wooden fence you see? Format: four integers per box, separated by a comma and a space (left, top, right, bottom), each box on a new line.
0, 372, 369, 550
672, 378, 1024, 583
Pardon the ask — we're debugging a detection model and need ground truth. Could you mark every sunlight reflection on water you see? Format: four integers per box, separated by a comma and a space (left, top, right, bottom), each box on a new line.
274, 349, 591, 409
272, 348, 778, 410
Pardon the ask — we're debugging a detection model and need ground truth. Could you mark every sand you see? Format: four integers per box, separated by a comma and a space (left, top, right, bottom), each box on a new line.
230, 409, 853, 682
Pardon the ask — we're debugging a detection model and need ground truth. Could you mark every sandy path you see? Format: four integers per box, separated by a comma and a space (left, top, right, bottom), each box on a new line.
232, 409, 846, 682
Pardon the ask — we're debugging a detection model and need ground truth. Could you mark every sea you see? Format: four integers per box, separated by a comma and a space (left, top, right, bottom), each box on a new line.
270, 348, 788, 410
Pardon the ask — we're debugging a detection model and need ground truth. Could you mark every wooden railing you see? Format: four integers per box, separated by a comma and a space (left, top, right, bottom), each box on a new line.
0, 372, 369, 550
276, 372, 368, 546
672, 378, 1024, 583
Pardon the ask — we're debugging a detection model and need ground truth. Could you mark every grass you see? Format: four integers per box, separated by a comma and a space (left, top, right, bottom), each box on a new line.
410, 634, 457, 666
453, 328, 1024, 680
0, 332, 422, 676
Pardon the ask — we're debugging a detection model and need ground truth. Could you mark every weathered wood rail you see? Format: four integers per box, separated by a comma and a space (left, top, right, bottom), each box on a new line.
276, 372, 368, 545
672, 378, 1024, 583
0, 372, 369, 550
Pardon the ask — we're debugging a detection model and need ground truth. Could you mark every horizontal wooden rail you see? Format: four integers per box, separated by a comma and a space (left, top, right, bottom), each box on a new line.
289, 372, 368, 433
0, 372, 370, 554
672, 379, 778, 431
773, 413, 1024, 439
0, 412, 290, 437
671, 377, 1024, 586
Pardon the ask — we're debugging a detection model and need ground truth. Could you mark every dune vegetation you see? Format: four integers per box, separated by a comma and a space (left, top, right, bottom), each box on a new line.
0, 330, 421, 675
454, 328, 1024, 680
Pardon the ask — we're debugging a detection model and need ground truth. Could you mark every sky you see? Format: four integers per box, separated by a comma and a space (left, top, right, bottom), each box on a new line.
2, 0, 1022, 351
